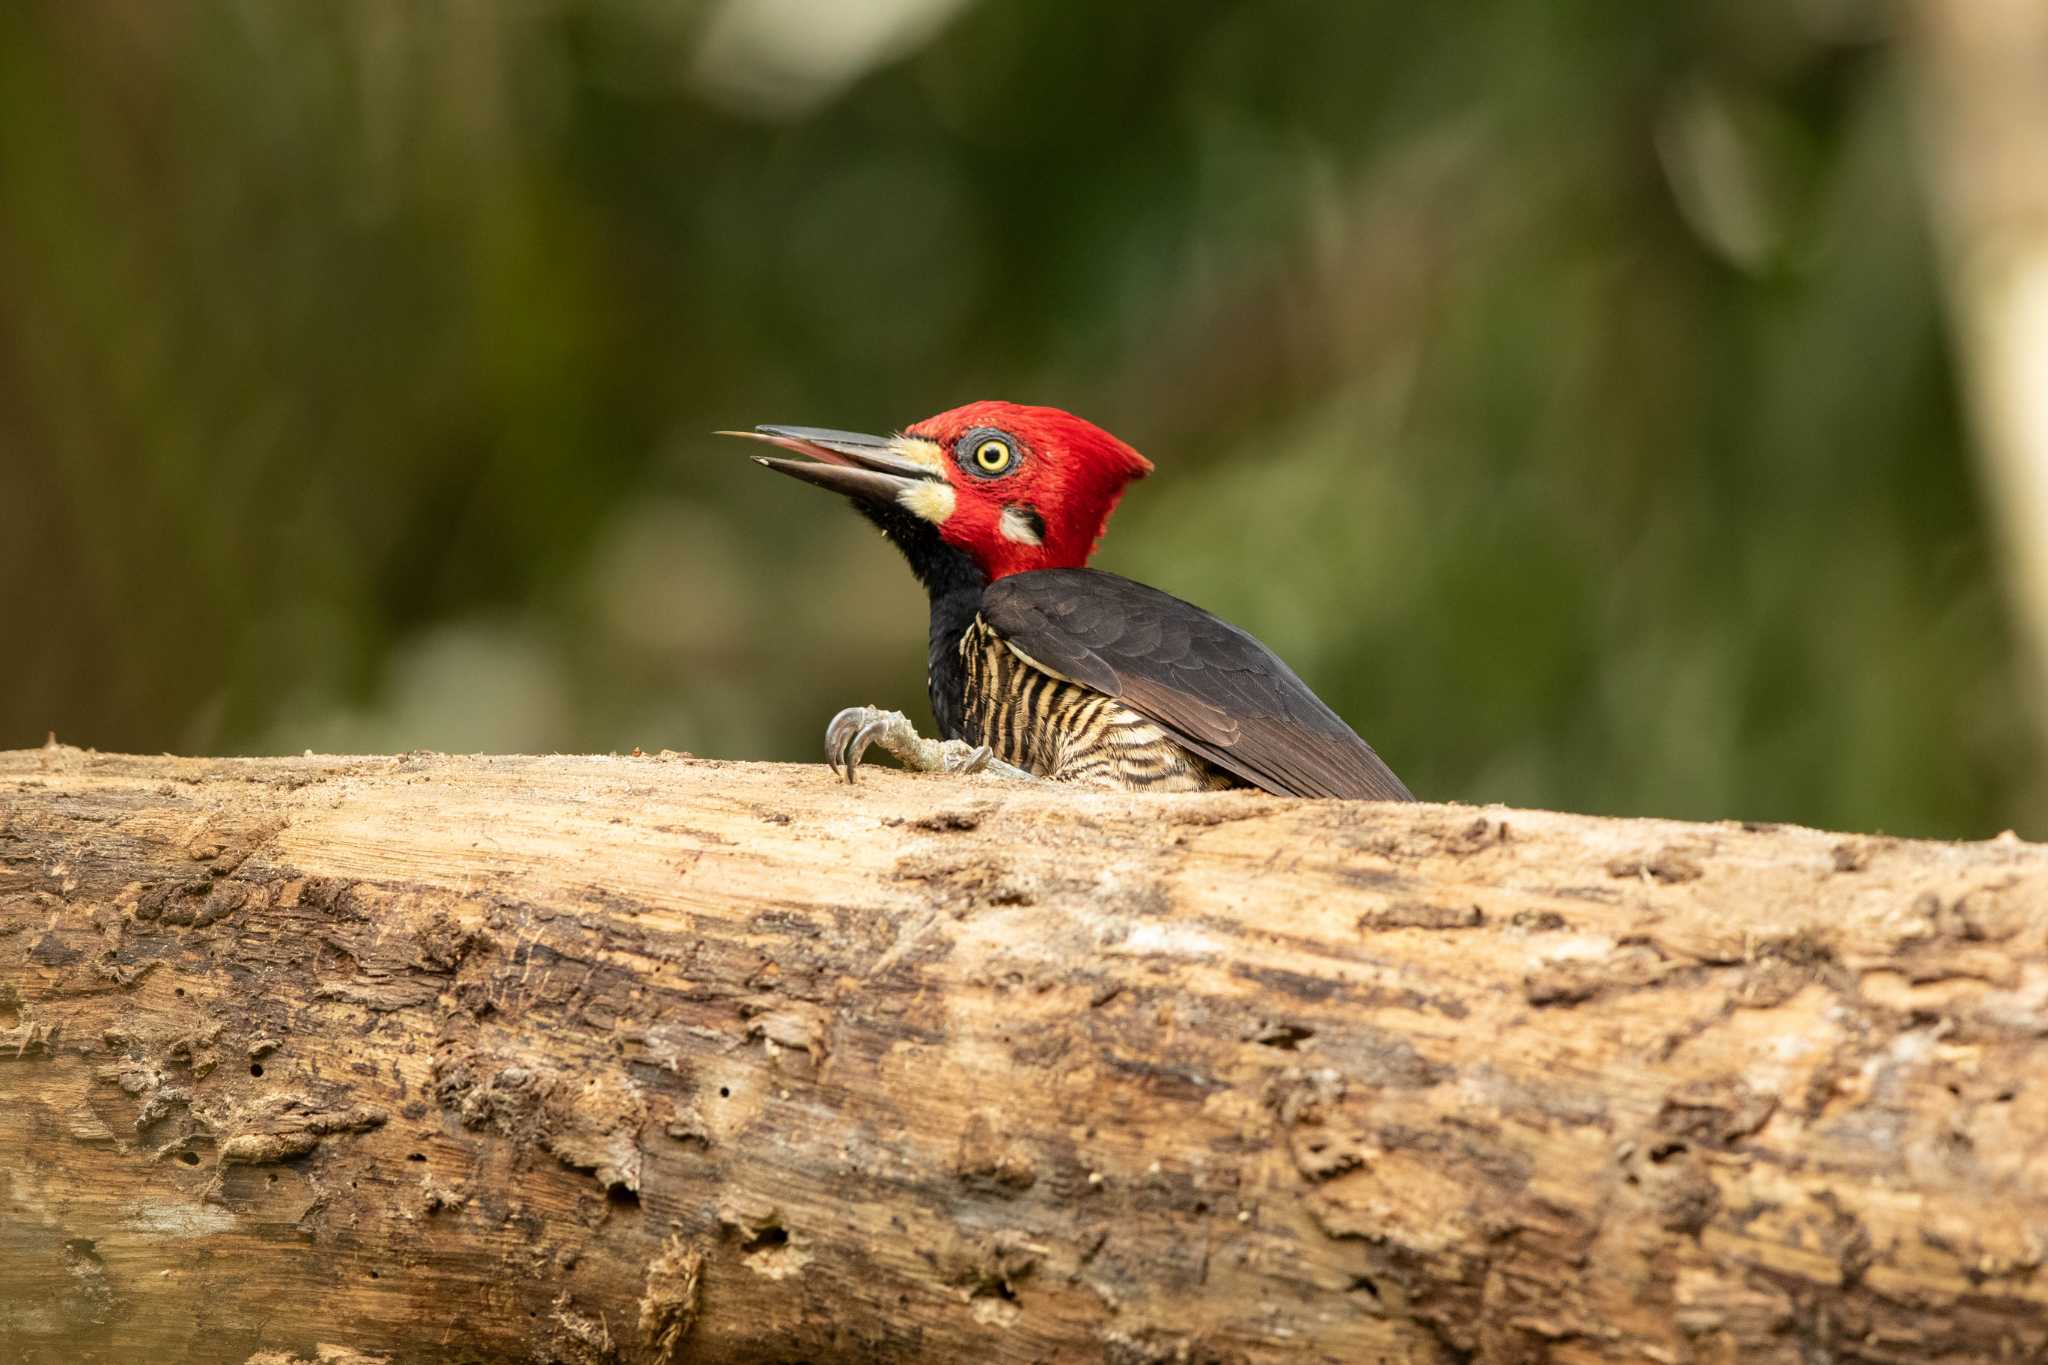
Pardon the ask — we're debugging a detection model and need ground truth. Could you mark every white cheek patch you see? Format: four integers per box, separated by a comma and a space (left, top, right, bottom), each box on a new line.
998, 504, 1044, 546
898, 481, 957, 524
890, 437, 948, 476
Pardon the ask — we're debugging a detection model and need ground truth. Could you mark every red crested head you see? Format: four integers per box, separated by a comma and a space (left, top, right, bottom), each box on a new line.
735, 401, 1153, 582
895, 401, 1153, 579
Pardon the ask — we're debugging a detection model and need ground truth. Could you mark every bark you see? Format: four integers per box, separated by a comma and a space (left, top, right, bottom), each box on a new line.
1910, 0, 2048, 746
3, 743, 2046, 1365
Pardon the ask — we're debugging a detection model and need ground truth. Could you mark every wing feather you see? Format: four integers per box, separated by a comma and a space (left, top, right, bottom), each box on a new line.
980, 569, 1414, 800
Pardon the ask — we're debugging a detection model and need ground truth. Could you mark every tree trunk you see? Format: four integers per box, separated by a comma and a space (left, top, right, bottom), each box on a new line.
3, 744, 2045, 1364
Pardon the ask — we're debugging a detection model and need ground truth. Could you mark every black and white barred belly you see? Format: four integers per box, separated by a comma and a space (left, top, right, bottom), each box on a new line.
954, 617, 1241, 791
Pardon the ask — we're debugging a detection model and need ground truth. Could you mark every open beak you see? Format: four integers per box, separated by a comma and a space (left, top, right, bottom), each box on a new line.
720, 425, 940, 506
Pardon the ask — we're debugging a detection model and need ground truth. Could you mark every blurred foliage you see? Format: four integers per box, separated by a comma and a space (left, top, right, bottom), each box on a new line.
0, 0, 2038, 837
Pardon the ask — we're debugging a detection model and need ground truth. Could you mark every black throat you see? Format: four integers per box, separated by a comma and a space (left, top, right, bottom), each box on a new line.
850, 499, 987, 742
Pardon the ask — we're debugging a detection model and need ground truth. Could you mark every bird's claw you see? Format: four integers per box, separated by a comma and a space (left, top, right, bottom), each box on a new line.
822, 708, 1014, 783
825, 706, 925, 782
825, 706, 877, 781
848, 712, 902, 781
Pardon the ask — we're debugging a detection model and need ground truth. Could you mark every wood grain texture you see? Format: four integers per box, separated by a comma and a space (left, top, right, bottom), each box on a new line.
3, 744, 2046, 1364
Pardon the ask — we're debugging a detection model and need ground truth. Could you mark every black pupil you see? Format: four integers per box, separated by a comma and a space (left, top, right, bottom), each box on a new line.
981, 443, 1004, 465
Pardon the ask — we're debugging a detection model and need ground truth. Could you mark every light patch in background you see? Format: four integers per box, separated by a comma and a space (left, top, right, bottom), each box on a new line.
1969, 252, 2048, 739
1655, 80, 1807, 273
264, 620, 572, 755
584, 497, 747, 658
689, 0, 976, 119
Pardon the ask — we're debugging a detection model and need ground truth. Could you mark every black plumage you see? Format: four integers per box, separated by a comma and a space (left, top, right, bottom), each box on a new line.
979, 569, 1414, 801
858, 505, 1409, 800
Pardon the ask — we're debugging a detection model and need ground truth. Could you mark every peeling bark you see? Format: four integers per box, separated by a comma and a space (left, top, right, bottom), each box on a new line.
3, 745, 2047, 1363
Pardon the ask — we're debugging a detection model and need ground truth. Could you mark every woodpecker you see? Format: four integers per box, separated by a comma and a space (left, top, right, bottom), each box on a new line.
729, 401, 1414, 800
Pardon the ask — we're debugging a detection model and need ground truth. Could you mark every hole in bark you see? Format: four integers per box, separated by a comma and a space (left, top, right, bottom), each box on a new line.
249, 1063, 264, 1077
719, 1086, 730, 1098
178, 1151, 200, 1166
1348, 1275, 1380, 1298
1648, 1142, 1687, 1164
368, 1269, 380, 1280
608, 1186, 640, 1209
1997, 1089, 2018, 1103
174, 987, 186, 997
1256, 1024, 1315, 1050
407, 1152, 427, 1162
741, 1226, 788, 1254
969, 1273, 1018, 1303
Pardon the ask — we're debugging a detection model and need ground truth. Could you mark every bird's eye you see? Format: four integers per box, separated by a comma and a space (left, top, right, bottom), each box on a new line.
971, 437, 1013, 474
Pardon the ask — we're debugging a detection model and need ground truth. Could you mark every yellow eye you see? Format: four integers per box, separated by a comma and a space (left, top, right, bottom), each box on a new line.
972, 438, 1013, 474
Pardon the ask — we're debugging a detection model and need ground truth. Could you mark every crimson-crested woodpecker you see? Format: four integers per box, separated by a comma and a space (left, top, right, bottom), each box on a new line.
730, 401, 1414, 800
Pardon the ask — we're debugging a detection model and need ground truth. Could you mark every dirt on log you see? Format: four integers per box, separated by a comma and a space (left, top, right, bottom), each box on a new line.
2, 744, 2046, 1364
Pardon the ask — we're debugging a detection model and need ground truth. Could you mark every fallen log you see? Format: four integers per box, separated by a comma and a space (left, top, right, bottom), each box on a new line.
2, 744, 2045, 1364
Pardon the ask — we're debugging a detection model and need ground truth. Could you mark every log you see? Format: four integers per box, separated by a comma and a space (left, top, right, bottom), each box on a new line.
3, 743, 2046, 1364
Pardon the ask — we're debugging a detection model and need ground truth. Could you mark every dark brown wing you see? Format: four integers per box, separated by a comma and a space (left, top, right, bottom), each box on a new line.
979, 569, 1415, 800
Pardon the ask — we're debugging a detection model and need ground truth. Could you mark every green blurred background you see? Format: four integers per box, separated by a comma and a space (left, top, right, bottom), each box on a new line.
1, 1, 2039, 837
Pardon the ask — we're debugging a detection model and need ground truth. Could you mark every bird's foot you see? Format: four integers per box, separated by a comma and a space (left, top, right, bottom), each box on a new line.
824, 707, 1038, 784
